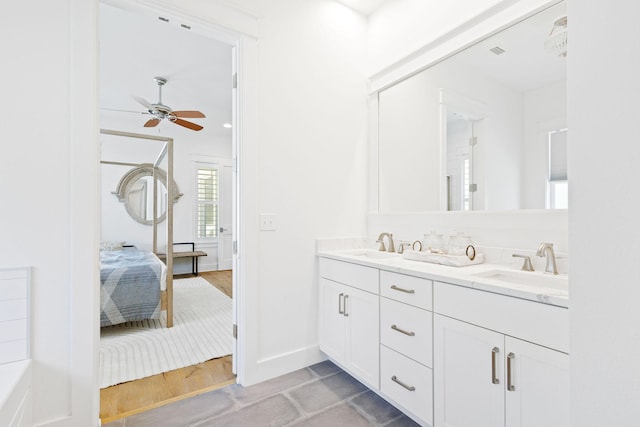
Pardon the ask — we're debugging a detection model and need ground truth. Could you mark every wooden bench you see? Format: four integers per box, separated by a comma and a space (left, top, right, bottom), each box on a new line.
157, 242, 207, 276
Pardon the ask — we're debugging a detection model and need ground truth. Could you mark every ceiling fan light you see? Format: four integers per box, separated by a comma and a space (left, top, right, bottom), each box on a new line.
545, 16, 568, 57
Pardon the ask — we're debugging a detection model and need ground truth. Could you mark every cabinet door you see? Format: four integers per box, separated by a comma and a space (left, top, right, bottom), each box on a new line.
345, 285, 380, 389
319, 278, 346, 365
434, 315, 505, 427
505, 337, 569, 427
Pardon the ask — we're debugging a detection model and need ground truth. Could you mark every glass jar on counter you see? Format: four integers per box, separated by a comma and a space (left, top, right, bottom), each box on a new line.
423, 231, 446, 254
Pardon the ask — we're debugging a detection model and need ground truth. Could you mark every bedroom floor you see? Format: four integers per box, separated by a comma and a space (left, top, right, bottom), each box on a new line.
100, 270, 235, 424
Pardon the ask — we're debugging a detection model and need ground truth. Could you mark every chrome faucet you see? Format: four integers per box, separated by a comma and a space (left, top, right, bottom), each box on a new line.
536, 242, 558, 275
376, 232, 395, 253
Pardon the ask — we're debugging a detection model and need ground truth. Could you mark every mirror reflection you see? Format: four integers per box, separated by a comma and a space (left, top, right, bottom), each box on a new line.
127, 176, 168, 223
378, 1, 567, 213
113, 164, 182, 225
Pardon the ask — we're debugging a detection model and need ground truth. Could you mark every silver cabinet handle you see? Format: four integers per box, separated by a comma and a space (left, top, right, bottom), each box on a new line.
491, 347, 500, 384
390, 285, 415, 294
391, 375, 416, 392
343, 294, 349, 317
391, 324, 415, 336
507, 352, 515, 391
338, 293, 344, 315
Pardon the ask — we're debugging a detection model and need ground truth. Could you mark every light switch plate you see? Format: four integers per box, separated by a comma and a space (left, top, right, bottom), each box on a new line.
259, 213, 276, 231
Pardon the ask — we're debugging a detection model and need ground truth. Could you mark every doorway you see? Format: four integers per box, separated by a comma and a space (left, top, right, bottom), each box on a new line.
97, 1, 240, 422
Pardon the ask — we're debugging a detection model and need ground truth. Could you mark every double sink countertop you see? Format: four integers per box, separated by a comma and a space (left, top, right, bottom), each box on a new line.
317, 249, 569, 308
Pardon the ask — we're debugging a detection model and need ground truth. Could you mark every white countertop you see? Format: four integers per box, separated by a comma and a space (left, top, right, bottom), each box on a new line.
317, 249, 569, 308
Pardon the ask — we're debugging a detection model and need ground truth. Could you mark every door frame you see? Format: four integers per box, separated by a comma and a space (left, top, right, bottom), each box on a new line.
96, 0, 258, 388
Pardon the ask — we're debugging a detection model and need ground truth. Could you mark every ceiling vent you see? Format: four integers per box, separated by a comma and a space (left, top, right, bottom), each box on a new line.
489, 46, 506, 55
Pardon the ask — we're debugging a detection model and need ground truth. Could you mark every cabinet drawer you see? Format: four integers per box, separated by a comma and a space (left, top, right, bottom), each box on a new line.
319, 257, 379, 294
381, 345, 433, 425
380, 297, 432, 367
380, 271, 432, 310
434, 281, 569, 353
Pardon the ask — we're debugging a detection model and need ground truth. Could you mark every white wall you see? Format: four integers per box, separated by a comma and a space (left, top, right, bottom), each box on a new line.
569, 1, 640, 425
250, 0, 369, 377
1, 1, 98, 426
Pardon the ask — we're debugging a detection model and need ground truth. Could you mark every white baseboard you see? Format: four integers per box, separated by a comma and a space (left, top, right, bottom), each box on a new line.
243, 345, 326, 386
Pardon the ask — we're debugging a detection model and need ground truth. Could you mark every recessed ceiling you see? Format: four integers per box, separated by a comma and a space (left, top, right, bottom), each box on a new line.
334, 0, 388, 15
99, 3, 233, 136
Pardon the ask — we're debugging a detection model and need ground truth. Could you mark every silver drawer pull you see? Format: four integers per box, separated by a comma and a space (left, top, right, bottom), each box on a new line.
391, 324, 416, 336
391, 375, 416, 392
338, 293, 344, 315
491, 347, 500, 385
390, 285, 415, 294
343, 294, 349, 317
507, 352, 515, 391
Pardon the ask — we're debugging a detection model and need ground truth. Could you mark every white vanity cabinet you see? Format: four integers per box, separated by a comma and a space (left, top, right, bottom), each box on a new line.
317, 253, 570, 427
318, 258, 380, 389
433, 282, 569, 427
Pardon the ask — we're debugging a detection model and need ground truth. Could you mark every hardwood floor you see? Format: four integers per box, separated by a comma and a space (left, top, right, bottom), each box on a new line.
199, 270, 232, 298
100, 270, 235, 424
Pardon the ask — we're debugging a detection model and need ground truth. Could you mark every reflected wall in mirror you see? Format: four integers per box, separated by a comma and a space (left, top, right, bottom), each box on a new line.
113, 163, 183, 225
378, 1, 567, 213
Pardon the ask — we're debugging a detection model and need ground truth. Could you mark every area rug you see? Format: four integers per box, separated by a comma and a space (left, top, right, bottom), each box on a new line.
99, 277, 233, 388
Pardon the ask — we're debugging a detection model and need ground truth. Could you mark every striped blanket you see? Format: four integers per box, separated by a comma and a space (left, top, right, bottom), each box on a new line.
100, 248, 164, 327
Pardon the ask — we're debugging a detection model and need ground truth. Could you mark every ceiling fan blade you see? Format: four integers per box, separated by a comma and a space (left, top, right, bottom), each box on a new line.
133, 96, 153, 109
172, 118, 204, 131
101, 107, 150, 115
171, 110, 206, 118
144, 118, 161, 128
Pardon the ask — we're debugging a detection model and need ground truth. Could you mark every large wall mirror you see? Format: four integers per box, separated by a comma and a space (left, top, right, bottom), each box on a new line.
378, 1, 567, 213
113, 163, 183, 225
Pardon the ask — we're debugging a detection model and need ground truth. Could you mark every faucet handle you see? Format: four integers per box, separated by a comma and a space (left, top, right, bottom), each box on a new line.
376, 238, 386, 252
512, 254, 534, 272
397, 241, 411, 254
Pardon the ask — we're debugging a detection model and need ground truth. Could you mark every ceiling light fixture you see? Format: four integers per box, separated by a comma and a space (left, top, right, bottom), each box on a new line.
545, 16, 568, 57
223, 123, 232, 128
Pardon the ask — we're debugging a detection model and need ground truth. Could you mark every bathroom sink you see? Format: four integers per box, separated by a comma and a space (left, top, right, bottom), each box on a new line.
472, 269, 568, 292
344, 249, 401, 259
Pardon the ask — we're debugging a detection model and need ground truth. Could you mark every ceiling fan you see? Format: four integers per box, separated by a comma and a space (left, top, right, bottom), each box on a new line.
132, 76, 206, 131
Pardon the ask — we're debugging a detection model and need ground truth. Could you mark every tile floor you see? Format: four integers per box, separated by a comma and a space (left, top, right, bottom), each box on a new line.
104, 360, 421, 426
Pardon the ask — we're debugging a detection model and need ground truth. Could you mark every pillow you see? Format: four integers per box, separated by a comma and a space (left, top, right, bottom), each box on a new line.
100, 240, 125, 251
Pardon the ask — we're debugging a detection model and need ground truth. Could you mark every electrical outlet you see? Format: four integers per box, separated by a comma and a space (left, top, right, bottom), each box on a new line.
260, 213, 276, 231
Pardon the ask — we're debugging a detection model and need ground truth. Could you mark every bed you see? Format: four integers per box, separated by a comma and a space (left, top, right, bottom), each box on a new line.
100, 129, 176, 327
100, 247, 167, 327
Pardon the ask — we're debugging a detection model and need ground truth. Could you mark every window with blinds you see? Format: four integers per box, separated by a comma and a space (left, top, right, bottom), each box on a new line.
548, 128, 568, 209
197, 166, 219, 239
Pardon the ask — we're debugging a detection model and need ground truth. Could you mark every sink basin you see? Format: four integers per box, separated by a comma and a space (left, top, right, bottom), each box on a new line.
344, 249, 400, 259
472, 269, 568, 292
